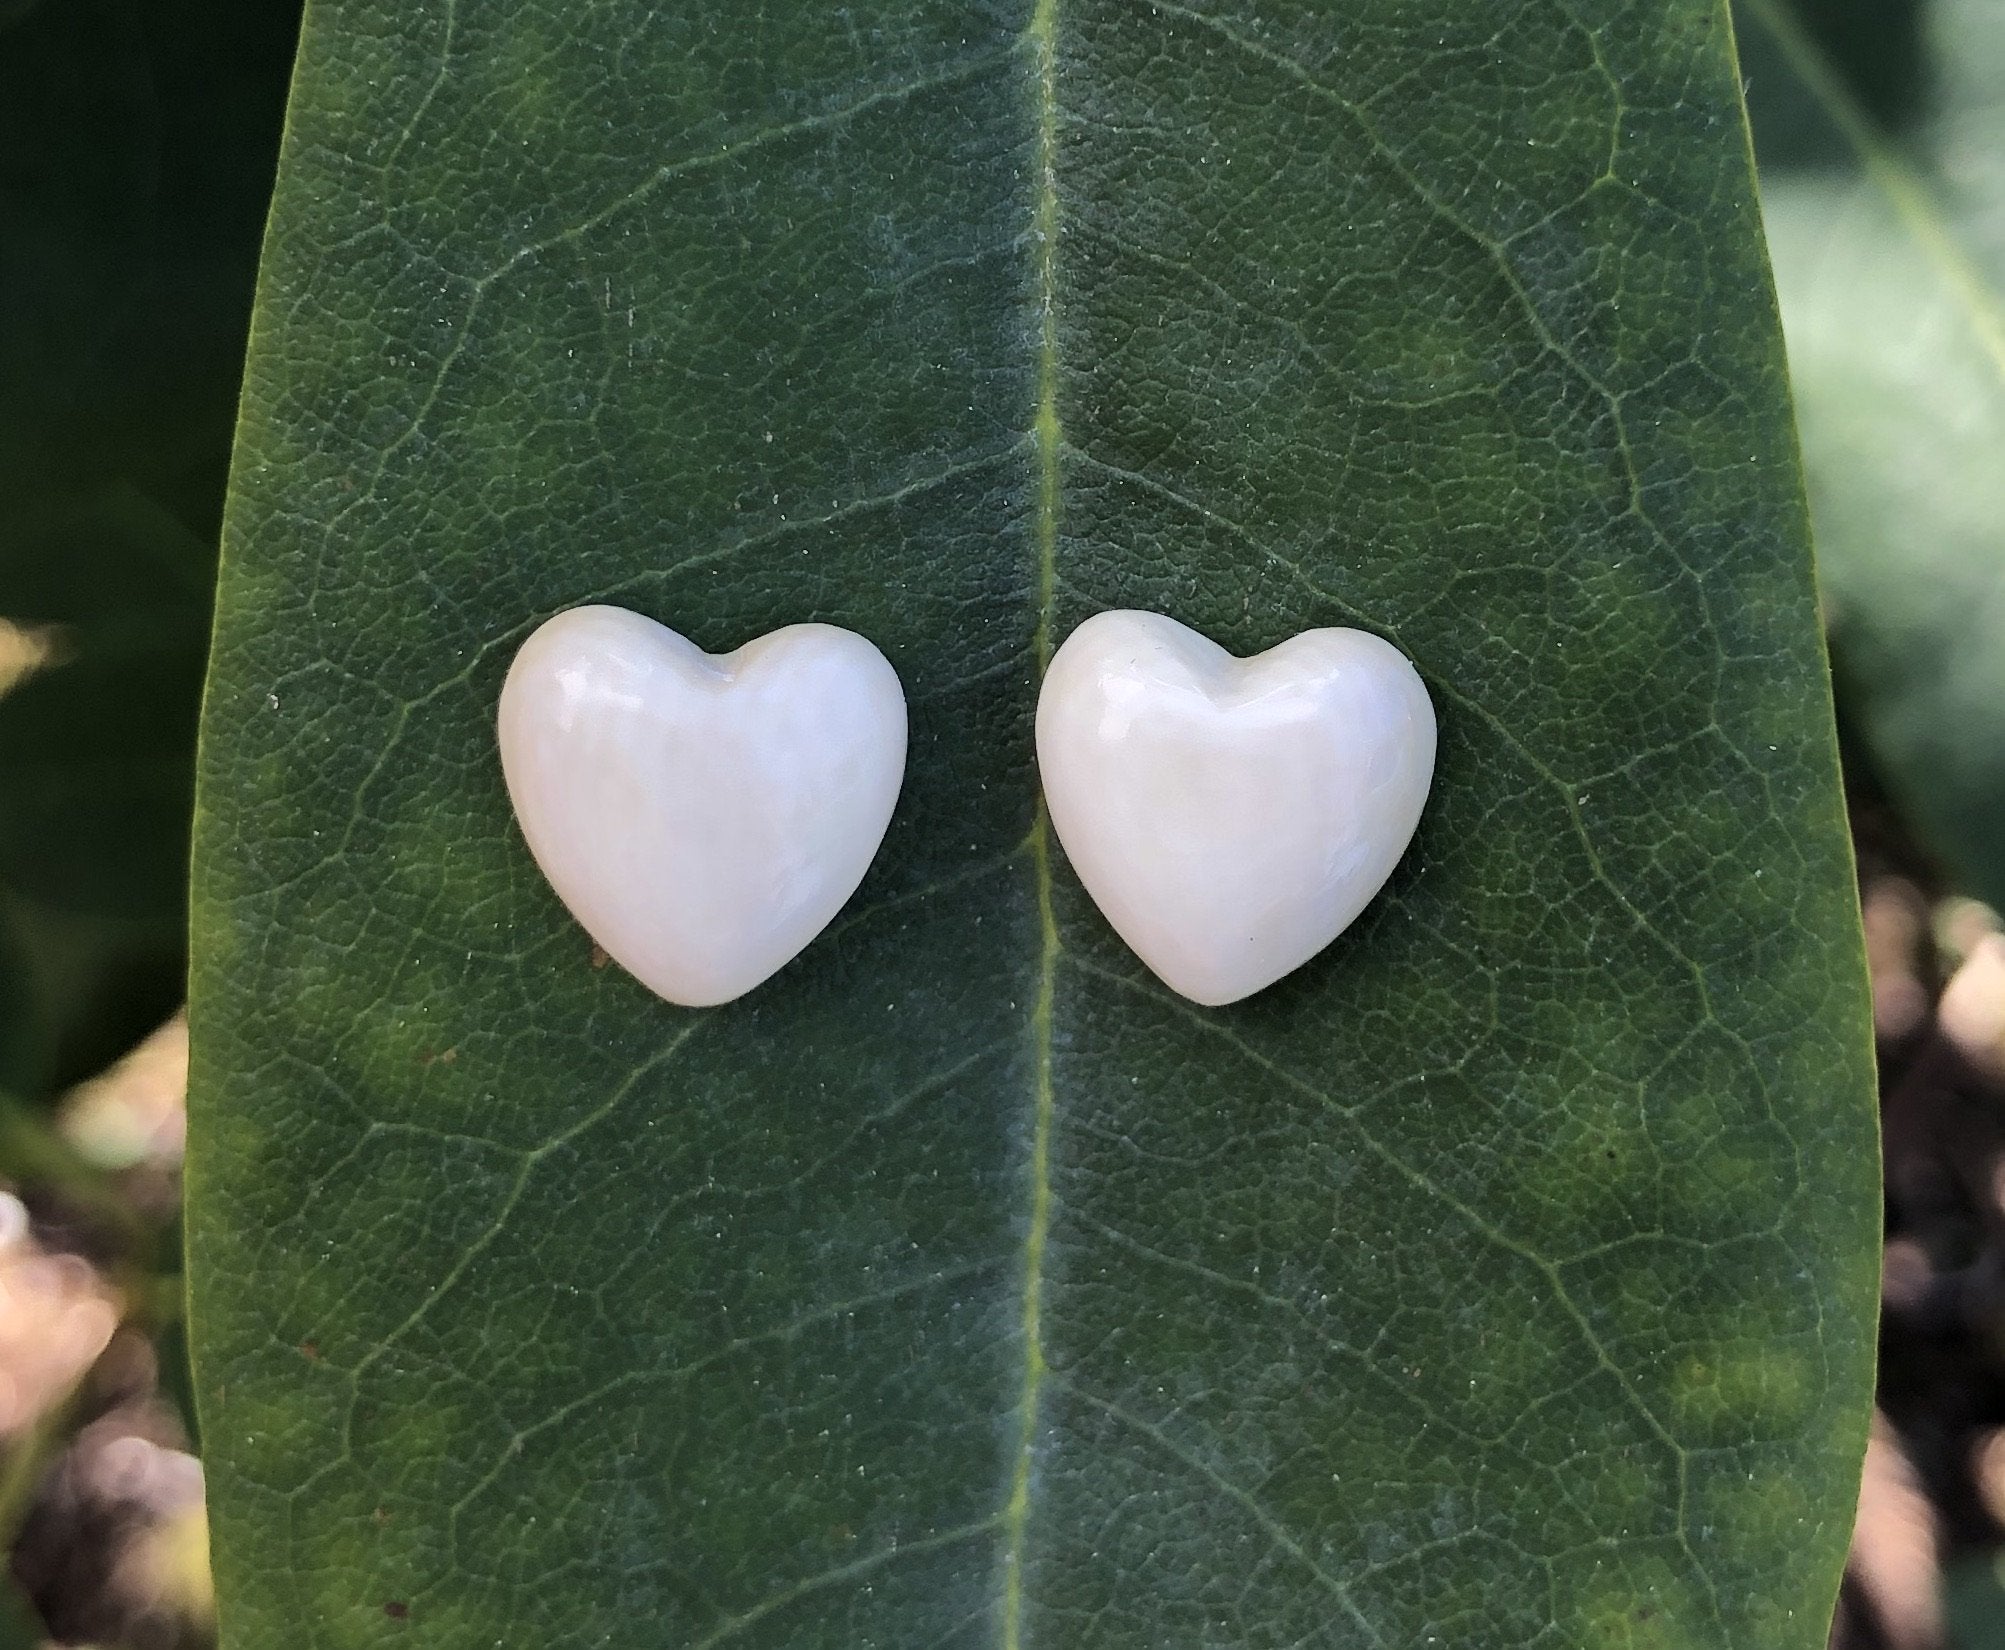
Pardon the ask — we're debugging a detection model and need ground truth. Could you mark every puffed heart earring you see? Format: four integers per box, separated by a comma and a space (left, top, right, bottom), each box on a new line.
498, 605, 907, 1008
1035, 609, 1436, 1007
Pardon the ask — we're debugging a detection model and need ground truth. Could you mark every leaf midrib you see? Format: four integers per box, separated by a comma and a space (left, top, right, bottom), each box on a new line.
1003, 0, 1063, 1641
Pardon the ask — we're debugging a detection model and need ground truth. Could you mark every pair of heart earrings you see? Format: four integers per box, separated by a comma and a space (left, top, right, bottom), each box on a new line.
498, 604, 1436, 1010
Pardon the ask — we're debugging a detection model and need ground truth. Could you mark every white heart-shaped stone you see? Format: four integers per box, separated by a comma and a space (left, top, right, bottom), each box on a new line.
498, 606, 906, 1007
1037, 610, 1436, 1007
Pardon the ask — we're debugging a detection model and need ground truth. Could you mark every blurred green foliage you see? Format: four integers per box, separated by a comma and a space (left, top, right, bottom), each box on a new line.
1, 8, 293, 1627
0, 0, 298, 1107
1743, 0, 2005, 913
1739, 0, 1932, 159
1744, 8, 2005, 1645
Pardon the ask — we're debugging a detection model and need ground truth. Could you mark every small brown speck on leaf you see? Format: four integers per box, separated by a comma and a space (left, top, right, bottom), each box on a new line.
373, 1506, 392, 1526
590, 944, 611, 970
384, 1601, 409, 1621
299, 1340, 319, 1362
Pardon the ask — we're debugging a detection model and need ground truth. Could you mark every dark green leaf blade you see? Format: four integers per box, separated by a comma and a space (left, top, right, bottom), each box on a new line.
189, 3, 1877, 1647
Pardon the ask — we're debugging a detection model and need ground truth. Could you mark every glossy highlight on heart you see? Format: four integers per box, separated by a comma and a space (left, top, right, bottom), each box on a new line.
1036, 609, 1436, 1006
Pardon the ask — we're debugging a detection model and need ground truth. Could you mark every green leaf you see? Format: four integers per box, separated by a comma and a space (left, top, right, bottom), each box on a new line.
0, 0, 298, 1097
1948, 1554, 2005, 1650
1745, 0, 2005, 909
1736, 0, 1930, 165
188, 2, 1878, 1644
0, 1577, 46, 1650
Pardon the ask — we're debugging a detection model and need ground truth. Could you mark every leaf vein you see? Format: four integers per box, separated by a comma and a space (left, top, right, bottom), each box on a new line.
1068, 952, 1727, 1636
1062, 1380, 1389, 1648
688, 1517, 1005, 1650
1003, 0, 1066, 1641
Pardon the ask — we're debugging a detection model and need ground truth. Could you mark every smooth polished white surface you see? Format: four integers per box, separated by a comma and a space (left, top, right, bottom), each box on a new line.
1037, 610, 1435, 1007
498, 606, 906, 1007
